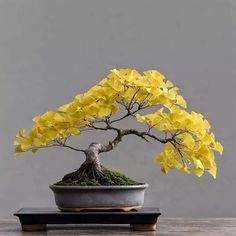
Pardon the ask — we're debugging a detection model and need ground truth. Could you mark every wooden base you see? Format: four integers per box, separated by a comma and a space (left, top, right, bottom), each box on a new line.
59, 205, 142, 212
14, 207, 161, 232
22, 224, 46, 231
21, 223, 156, 232
131, 223, 156, 231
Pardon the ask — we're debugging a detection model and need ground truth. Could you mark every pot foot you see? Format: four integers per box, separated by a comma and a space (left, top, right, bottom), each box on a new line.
131, 223, 156, 231
59, 205, 142, 212
21, 224, 46, 231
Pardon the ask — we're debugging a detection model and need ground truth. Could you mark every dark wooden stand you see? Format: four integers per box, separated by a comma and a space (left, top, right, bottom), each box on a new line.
14, 207, 161, 232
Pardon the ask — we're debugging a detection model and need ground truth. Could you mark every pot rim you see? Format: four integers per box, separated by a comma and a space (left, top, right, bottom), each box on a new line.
49, 183, 148, 190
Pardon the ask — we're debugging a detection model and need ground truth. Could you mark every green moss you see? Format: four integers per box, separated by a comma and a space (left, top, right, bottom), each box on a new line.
101, 170, 139, 186
55, 167, 141, 186
79, 178, 100, 186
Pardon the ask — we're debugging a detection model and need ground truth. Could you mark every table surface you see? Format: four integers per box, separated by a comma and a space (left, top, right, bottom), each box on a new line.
1, 218, 236, 236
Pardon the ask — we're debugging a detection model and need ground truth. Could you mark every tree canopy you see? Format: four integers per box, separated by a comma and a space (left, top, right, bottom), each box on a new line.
14, 69, 223, 178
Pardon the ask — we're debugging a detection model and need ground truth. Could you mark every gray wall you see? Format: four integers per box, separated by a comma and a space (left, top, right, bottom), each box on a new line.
0, 0, 235, 218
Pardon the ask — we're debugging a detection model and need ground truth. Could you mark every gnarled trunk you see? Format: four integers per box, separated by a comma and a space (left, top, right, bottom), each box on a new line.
84, 143, 102, 170
62, 142, 104, 183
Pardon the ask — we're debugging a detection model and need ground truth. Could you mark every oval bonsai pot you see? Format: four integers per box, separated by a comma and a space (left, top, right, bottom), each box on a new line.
49, 183, 149, 211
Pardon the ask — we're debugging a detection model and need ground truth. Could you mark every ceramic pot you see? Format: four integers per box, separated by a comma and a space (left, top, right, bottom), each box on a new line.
49, 183, 148, 211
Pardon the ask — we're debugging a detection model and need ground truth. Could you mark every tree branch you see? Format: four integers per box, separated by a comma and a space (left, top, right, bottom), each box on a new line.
89, 122, 121, 133
99, 129, 122, 153
59, 143, 86, 153
110, 103, 149, 124
121, 129, 171, 144
99, 128, 174, 153
55, 140, 86, 153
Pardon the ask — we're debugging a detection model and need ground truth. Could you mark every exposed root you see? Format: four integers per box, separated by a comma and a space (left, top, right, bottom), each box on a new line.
61, 162, 105, 183
55, 162, 140, 186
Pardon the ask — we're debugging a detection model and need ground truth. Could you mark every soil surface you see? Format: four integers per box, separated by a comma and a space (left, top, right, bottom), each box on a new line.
55, 167, 141, 186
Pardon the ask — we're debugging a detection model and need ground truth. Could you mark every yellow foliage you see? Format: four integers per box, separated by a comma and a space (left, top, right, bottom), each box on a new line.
14, 68, 223, 178
139, 105, 222, 178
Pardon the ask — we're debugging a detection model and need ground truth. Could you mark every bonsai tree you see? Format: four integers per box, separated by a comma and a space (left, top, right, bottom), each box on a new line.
14, 69, 223, 185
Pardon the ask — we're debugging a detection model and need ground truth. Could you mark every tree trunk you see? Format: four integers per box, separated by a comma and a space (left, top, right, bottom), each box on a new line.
84, 143, 102, 171
62, 143, 105, 183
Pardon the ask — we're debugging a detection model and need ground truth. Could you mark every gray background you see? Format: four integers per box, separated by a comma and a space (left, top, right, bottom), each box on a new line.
0, 0, 235, 218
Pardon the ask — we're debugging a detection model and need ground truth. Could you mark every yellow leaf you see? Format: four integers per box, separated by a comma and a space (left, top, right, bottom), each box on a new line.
144, 70, 165, 82
66, 128, 81, 136
41, 111, 55, 121
203, 120, 211, 130
21, 138, 32, 149
164, 143, 174, 152
16, 129, 26, 138
155, 153, 164, 164
201, 133, 213, 145
110, 105, 120, 113
208, 162, 217, 178
14, 140, 20, 146
176, 95, 187, 108
57, 103, 71, 113
170, 112, 184, 123
194, 159, 204, 177
44, 130, 58, 139
29, 127, 39, 138
32, 116, 41, 123
182, 134, 195, 149
168, 87, 178, 100
215, 142, 223, 155
198, 145, 210, 157
54, 113, 65, 122
165, 80, 174, 88
14, 144, 24, 156
136, 114, 146, 123
161, 165, 170, 174
84, 104, 98, 116
33, 138, 44, 147
97, 106, 111, 117
106, 76, 123, 91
